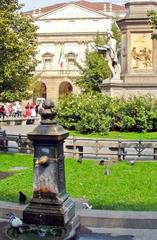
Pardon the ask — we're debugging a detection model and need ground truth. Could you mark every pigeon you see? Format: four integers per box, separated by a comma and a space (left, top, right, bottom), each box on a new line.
104, 166, 110, 175
129, 159, 136, 165
99, 159, 105, 165
6, 212, 23, 228
19, 191, 27, 204
77, 157, 83, 164
82, 202, 92, 209
38, 229, 47, 237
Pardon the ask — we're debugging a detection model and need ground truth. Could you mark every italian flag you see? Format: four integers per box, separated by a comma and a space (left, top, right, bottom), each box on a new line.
58, 46, 64, 69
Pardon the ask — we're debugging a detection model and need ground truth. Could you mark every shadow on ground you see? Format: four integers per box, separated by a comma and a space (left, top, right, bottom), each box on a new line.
76, 226, 134, 240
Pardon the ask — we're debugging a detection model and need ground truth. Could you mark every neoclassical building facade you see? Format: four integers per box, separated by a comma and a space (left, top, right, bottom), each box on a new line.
27, 1, 125, 103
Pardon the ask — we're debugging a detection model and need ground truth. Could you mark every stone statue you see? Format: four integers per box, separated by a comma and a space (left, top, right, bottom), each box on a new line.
97, 32, 121, 80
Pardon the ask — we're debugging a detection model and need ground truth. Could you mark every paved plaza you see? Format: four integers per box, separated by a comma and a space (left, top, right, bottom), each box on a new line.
1, 219, 157, 240
1, 121, 40, 135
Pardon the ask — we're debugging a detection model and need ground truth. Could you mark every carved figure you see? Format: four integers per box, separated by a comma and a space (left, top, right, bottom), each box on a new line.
131, 47, 141, 68
142, 48, 152, 67
131, 47, 152, 69
97, 32, 121, 79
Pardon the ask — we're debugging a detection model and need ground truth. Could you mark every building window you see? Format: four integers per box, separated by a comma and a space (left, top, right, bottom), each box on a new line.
44, 59, 52, 70
68, 59, 75, 70
66, 52, 77, 70
42, 52, 54, 70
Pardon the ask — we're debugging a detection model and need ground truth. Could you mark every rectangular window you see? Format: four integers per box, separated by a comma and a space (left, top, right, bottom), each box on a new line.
44, 59, 53, 70
67, 59, 75, 70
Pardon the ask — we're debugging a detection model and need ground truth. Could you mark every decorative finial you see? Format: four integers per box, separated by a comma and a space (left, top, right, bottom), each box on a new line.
41, 100, 57, 124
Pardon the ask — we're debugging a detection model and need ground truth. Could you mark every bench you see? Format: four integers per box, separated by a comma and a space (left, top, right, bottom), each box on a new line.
0, 117, 39, 126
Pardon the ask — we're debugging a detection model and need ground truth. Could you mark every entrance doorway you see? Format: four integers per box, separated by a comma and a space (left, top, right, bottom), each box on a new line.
59, 82, 73, 98
33, 82, 47, 102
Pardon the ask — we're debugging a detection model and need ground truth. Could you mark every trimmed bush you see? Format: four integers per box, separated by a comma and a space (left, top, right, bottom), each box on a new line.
56, 93, 157, 133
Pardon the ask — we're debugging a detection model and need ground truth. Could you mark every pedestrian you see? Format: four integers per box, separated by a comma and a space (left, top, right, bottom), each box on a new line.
0, 105, 6, 120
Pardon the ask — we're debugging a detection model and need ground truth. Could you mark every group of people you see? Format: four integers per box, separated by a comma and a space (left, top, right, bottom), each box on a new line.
0, 102, 44, 120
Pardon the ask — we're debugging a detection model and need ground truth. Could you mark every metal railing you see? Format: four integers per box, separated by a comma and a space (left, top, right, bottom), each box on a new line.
64, 137, 157, 160
0, 133, 157, 161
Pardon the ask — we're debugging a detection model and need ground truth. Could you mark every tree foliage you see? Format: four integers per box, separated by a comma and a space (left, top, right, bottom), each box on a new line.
0, 0, 38, 102
74, 23, 121, 92
111, 22, 121, 48
147, 10, 157, 39
56, 92, 112, 134
74, 52, 109, 92
74, 33, 109, 92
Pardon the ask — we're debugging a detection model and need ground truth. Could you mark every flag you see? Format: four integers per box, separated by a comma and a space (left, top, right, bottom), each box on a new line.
58, 46, 64, 69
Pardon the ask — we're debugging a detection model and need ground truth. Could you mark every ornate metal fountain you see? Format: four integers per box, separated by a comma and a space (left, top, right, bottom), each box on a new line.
6, 101, 79, 239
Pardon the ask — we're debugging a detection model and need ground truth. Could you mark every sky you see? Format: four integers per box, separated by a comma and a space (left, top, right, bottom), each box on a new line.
18, 0, 126, 11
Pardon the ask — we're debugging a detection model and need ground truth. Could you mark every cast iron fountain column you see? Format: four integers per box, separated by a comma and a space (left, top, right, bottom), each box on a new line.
23, 101, 78, 238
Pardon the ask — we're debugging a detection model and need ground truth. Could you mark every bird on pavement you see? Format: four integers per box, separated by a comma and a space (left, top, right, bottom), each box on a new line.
6, 212, 23, 229
19, 191, 27, 204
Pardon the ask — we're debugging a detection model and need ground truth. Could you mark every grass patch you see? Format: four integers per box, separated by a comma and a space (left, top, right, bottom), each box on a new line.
0, 153, 33, 202
69, 130, 157, 140
0, 153, 157, 211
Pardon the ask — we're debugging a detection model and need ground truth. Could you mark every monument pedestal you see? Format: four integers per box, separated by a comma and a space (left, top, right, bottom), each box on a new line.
101, 78, 124, 97
101, 73, 157, 97
101, 0, 157, 98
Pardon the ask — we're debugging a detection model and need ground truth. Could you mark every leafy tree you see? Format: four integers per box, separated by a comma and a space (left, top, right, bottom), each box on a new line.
111, 22, 121, 48
147, 10, 157, 39
74, 33, 109, 92
0, 0, 38, 102
74, 23, 121, 92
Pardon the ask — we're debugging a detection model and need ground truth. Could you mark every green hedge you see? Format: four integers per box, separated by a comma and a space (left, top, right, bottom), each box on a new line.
56, 93, 157, 134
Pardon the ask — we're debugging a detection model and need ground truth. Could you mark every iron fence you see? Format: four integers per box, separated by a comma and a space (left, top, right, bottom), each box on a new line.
0, 132, 157, 161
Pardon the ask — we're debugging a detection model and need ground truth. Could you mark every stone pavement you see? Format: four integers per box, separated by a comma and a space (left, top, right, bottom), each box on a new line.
0, 220, 8, 240
77, 227, 157, 240
1, 122, 39, 135
1, 200, 157, 239
1, 219, 157, 240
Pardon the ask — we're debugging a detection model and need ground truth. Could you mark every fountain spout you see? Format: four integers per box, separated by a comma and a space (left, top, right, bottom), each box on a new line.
35, 156, 49, 167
